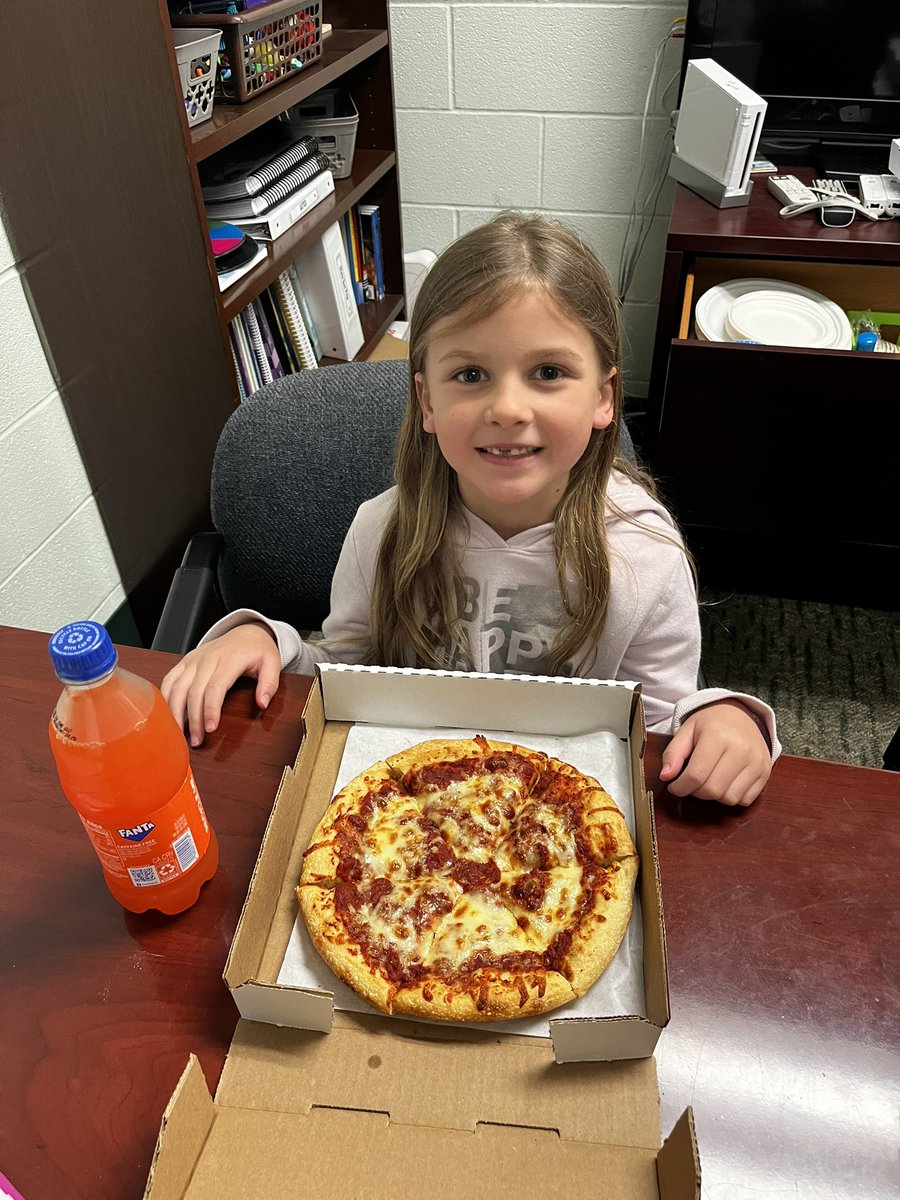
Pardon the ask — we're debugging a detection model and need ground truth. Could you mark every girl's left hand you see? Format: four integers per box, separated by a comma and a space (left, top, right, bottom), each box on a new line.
659, 698, 772, 806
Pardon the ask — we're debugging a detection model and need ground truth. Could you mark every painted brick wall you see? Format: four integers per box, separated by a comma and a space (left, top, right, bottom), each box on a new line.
391, 1, 685, 392
0, 218, 125, 633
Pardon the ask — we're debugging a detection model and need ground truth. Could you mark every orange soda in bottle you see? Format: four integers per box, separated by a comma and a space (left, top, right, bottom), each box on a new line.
48, 621, 218, 914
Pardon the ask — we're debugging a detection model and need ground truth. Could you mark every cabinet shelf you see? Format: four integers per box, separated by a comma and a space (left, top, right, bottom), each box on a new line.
220, 148, 396, 321
189, 29, 388, 162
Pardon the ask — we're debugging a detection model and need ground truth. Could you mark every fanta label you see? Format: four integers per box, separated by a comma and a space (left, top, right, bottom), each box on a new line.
118, 822, 156, 842
79, 767, 211, 888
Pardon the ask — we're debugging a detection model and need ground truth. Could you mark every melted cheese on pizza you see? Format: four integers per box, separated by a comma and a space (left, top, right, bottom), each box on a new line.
345, 877, 461, 975
416, 772, 523, 861
331, 799, 455, 881
423, 887, 542, 970
499, 867, 586, 947
501, 798, 579, 869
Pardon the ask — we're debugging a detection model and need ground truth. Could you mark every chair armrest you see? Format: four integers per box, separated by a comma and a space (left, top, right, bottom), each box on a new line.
151, 532, 225, 655
883, 726, 900, 771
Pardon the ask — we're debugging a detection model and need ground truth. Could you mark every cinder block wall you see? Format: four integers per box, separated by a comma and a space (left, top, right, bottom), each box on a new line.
0, 220, 125, 633
391, 1, 685, 392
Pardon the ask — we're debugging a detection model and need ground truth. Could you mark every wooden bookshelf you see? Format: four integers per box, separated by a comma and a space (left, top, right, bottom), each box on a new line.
0, 0, 405, 642
162, 2, 407, 394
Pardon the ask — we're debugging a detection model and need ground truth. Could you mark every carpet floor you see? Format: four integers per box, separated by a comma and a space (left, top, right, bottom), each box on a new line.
698, 590, 899, 768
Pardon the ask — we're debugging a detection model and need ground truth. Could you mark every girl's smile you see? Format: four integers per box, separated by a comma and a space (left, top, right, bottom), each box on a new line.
415, 290, 614, 538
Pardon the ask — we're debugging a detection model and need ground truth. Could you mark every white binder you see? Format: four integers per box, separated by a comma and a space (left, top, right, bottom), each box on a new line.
294, 221, 364, 361
210, 170, 335, 242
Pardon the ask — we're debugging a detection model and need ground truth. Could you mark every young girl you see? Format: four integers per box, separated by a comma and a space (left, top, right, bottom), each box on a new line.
162, 213, 778, 806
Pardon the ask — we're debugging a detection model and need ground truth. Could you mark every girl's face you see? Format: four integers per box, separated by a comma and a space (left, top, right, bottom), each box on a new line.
415, 290, 614, 539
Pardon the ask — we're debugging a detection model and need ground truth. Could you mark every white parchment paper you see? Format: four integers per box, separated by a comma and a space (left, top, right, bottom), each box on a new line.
278, 723, 645, 1037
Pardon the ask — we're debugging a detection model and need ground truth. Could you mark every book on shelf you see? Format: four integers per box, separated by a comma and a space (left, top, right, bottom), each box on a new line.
258, 287, 301, 374
338, 212, 360, 305
295, 222, 364, 361
228, 325, 251, 400
287, 264, 322, 361
203, 151, 331, 219
358, 204, 385, 301
251, 298, 287, 381
344, 208, 367, 305
272, 271, 319, 370
231, 312, 262, 394
199, 124, 320, 202
215, 238, 267, 292
239, 304, 274, 387
212, 169, 334, 243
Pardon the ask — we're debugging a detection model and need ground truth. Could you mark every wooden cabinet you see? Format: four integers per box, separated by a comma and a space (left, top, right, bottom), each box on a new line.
162, 0, 406, 387
646, 174, 900, 608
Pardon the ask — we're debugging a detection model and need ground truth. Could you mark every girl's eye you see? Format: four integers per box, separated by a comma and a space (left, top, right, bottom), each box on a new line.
456, 367, 485, 384
535, 364, 564, 381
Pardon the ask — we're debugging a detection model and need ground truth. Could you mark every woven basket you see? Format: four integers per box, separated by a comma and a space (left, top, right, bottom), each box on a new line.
171, 0, 321, 104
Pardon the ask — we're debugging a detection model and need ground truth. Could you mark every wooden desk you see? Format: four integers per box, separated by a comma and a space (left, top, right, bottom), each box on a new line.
1, 625, 897, 1199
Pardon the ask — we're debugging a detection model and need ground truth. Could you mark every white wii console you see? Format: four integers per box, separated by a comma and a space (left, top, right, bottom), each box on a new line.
669, 58, 767, 208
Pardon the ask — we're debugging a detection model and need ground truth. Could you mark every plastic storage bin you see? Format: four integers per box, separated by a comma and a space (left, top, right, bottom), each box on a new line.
281, 89, 359, 179
171, 0, 321, 104
173, 28, 221, 127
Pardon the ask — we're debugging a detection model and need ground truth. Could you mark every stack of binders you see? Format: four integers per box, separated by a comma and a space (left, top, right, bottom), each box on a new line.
200, 120, 334, 240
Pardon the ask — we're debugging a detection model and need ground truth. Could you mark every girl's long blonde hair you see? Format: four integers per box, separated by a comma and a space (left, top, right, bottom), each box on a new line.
368, 212, 660, 674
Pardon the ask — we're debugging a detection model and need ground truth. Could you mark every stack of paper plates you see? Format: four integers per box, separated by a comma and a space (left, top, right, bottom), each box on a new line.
694, 278, 853, 350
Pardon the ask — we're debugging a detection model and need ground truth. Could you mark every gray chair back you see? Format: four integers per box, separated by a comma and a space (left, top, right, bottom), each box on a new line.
213, 360, 409, 630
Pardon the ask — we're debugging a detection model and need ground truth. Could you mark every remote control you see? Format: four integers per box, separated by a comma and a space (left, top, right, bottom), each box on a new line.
767, 174, 817, 205
858, 173, 900, 216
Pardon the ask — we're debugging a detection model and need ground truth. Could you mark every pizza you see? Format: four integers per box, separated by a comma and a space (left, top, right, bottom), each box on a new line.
297, 735, 638, 1022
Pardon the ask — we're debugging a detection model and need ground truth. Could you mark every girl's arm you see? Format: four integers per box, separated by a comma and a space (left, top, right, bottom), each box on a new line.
162, 505, 379, 742
617, 550, 780, 806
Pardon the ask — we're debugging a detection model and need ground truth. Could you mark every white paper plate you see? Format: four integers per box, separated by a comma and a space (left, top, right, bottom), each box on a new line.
724, 289, 839, 348
694, 277, 853, 350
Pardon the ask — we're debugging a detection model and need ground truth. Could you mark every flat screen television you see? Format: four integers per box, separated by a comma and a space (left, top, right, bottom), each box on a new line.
679, 1, 900, 176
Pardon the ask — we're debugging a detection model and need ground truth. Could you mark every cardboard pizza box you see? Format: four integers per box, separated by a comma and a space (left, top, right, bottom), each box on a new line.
222, 665, 670, 1062
145, 1019, 700, 1200
144, 666, 700, 1200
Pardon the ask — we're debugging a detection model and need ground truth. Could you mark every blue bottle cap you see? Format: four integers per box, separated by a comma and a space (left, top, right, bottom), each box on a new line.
856, 331, 878, 352
49, 621, 118, 683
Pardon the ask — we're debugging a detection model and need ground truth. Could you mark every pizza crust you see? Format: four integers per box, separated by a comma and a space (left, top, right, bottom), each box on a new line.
564, 856, 640, 996
297, 883, 395, 1014
394, 969, 577, 1021
385, 736, 547, 782
582, 805, 638, 864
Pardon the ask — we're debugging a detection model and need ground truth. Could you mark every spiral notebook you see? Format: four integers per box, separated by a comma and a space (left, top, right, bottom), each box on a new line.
200, 128, 319, 202
240, 302, 274, 386
204, 151, 331, 219
273, 271, 319, 371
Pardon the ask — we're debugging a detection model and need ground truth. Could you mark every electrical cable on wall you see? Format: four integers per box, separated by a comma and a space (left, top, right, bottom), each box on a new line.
616, 17, 685, 304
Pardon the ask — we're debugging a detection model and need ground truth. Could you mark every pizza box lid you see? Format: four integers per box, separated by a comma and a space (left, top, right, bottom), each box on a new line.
221, 666, 670, 1064
143, 1019, 700, 1200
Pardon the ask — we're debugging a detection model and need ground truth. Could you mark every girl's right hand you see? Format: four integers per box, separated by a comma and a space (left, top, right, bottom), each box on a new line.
160, 622, 282, 747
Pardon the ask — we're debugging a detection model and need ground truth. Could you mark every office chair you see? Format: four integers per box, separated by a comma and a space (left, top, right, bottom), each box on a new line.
151, 359, 640, 655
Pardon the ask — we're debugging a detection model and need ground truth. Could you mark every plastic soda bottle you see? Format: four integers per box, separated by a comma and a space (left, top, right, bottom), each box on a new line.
47, 621, 219, 914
